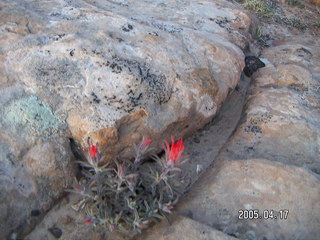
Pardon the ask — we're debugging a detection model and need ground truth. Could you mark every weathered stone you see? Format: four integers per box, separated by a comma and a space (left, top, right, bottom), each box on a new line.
25, 72, 253, 240
178, 159, 320, 240
219, 37, 320, 174
48, 227, 63, 239
243, 56, 265, 77
174, 37, 320, 240
220, 87, 320, 172
0, 92, 75, 238
141, 216, 238, 240
25, 194, 105, 240
1, 0, 250, 164
1, 0, 251, 238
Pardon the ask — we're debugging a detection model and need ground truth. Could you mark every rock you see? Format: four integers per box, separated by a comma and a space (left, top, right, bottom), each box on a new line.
1, 0, 250, 164
243, 56, 265, 77
174, 37, 320, 240
1, 0, 251, 238
220, 87, 320, 172
25, 194, 105, 240
141, 216, 238, 240
25, 68, 253, 240
48, 227, 63, 239
0, 94, 75, 238
219, 37, 320, 174
178, 159, 320, 240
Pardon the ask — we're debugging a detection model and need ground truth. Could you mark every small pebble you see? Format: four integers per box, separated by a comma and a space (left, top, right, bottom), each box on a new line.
48, 227, 62, 239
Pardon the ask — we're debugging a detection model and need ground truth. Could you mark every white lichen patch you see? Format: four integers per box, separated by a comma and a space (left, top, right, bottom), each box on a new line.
3, 95, 62, 136
197, 94, 217, 117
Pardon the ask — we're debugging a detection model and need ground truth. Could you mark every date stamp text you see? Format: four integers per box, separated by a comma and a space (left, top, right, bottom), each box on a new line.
238, 209, 289, 220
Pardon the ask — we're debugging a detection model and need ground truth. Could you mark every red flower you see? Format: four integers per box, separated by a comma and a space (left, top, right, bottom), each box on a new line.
110, 224, 116, 231
164, 136, 185, 165
87, 138, 101, 166
89, 143, 98, 159
139, 136, 152, 153
85, 218, 93, 224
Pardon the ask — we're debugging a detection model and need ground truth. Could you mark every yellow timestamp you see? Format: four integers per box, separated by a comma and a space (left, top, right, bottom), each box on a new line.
238, 209, 289, 220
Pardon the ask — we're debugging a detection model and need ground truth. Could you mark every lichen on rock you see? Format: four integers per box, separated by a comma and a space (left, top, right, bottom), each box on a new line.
3, 95, 62, 137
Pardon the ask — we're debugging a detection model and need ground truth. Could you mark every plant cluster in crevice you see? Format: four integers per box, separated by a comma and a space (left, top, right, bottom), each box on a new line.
67, 136, 188, 235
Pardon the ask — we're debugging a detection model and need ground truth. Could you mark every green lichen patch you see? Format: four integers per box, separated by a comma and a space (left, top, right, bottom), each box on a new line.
3, 95, 62, 136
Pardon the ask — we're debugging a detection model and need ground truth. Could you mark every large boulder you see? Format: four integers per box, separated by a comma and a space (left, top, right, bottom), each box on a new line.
1, 0, 250, 162
0, 0, 251, 238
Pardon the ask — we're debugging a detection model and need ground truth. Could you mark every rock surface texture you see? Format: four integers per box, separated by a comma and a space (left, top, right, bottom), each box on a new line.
220, 37, 320, 174
178, 159, 320, 240
174, 37, 320, 239
0, 0, 251, 238
1, 0, 250, 162
141, 216, 238, 240
27, 37, 320, 240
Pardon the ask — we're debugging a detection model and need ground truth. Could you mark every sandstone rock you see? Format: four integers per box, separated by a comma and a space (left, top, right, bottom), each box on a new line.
1, 0, 250, 164
141, 216, 238, 240
178, 159, 320, 240
220, 87, 320, 173
174, 37, 320, 240
218, 37, 320, 174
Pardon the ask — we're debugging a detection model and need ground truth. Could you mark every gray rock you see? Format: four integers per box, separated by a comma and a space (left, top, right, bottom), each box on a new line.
0, 93, 75, 238
48, 227, 63, 239
25, 194, 105, 240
